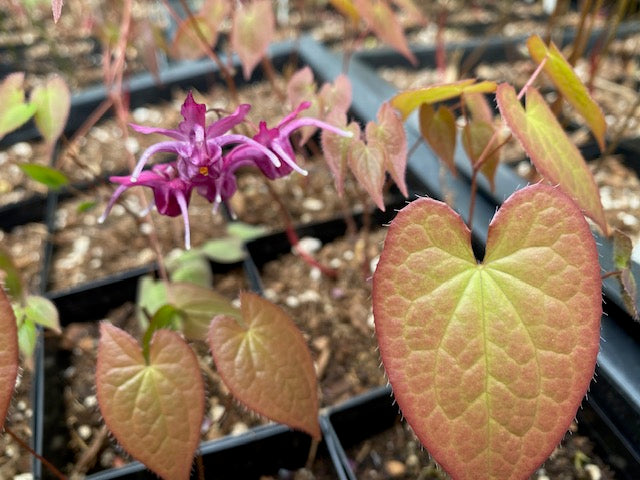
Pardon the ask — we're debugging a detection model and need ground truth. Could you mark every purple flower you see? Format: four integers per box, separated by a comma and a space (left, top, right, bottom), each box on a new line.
100, 92, 352, 249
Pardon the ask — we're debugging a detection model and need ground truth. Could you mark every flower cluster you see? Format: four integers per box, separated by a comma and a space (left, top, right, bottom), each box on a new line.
100, 92, 350, 249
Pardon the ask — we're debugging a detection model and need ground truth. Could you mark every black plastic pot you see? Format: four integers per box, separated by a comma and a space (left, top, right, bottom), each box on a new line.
293, 32, 640, 478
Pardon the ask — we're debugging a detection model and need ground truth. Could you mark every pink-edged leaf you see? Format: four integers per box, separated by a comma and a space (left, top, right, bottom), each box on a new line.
419, 103, 457, 175
373, 183, 602, 480
349, 132, 387, 210
209, 292, 320, 439
0, 73, 37, 140
390, 0, 427, 26
354, 0, 417, 66
328, 0, 360, 24
287, 67, 317, 110
497, 83, 608, 234
321, 115, 361, 196
31, 75, 70, 148
318, 74, 352, 119
96, 323, 204, 480
612, 230, 639, 320
52, 0, 63, 23
231, 0, 275, 79
527, 35, 606, 151
463, 91, 494, 124
391, 79, 497, 119
613, 229, 633, 270
171, 15, 219, 60
0, 288, 18, 431
461, 120, 500, 190
367, 102, 408, 197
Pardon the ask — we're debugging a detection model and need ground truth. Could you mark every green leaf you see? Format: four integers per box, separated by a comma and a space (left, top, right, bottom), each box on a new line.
231, 0, 275, 79
142, 305, 185, 364
167, 283, 239, 341
0, 288, 19, 430
497, 83, 608, 235
619, 268, 639, 321
17, 316, 37, 358
419, 104, 457, 175
96, 323, 204, 480
527, 35, 606, 151
18, 163, 69, 190
166, 249, 212, 287
20, 295, 61, 333
31, 75, 70, 147
391, 79, 497, 120
226, 222, 267, 241
612, 229, 633, 270
328, 0, 360, 23
209, 292, 320, 439
461, 120, 500, 190
0, 248, 24, 301
463, 91, 494, 124
373, 184, 602, 480
136, 276, 168, 328
200, 237, 246, 264
77, 200, 97, 213
0, 73, 37, 140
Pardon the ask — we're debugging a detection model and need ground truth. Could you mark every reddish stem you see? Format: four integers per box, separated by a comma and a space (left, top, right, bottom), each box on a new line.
5, 426, 68, 480
436, 8, 448, 81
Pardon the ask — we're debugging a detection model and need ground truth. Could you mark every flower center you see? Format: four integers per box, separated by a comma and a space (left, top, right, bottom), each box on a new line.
199, 166, 209, 176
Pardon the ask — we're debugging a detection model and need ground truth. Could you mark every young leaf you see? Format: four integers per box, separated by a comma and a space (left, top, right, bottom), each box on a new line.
620, 268, 639, 321
328, 0, 360, 24
367, 102, 408, 197
52, 0, 63, 23
231, 0, 275, 79
31, 75, 71, 147
463, 91, 494, 124
461, 120, 500, 190
226, 222, 267, 241
136, 276, 168, 328
373, 184, 601, 480
322, 116, 361, 196
201, 237, 245, 264
527, 35, 606, 151
612, 229, 633, 270
318, 74, 352, 119
354, 0, 417, 66
18, 295, 61, 333
17, 316, 37, 358
612, 230, 639, 320
391, 79, 497, 119
96, 323, 204, 480
171, 15, 219, 60
166, 249, 213, 287
0, 73, 37, 140
348, 134, 386, 210
209, 292, 320, 439
167, 283, 239, 341
497, 83, 608, 235
0, 288, 19, 431
287, 67, 317, 111
18, 164, 69, 190
419, 104, 457, 175
0, 248, 24, 301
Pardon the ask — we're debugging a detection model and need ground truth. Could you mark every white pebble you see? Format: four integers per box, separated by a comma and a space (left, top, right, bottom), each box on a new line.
343, 250, 354, 261
78, 424, 92, 440
309, 268, 321, 281
211, 404, 225, 422
585, 464, 601, 480
329, 258, 342, 269
263, 288, 278, 301
90, 127, 110, 143
296, 236, 322, 254
302, 197, 324, 211
125, 137, 140, 154
285, 295, 300, 308
11, 142, 33, 157
140, 222, 153, 235
0, 152, 8, 165
618, 212, 638, 227
14, 473, 33, 480
231, 422, 248, 436
298, 290, 320, 303
16, 400, 26, 411
133, 107, 151, 123
84, 395, 97, 408
370, 255, 380, 273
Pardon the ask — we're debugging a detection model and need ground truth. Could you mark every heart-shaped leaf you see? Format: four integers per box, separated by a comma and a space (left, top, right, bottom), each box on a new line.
287, 67, 317, 111
322, 116, 360, 196
231, 0, 275, 79
14, 295, 61, 333
318, 74, 352, 119
419, 104, 457, 175
497, 83, 608, 235
96, 323, 204, 480
209, 292, 320, 439
31, 75, 70, 148
461, 120, 500, 190
0, 73, 37, 140
171, 15, 219, 60
0, 288, 18, 431
527, 35, 606, 151
349, 134, 386, 210
373, 184, 601, 480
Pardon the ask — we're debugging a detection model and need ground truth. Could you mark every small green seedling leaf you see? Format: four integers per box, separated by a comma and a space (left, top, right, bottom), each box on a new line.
77, 200, 97, 213
462, 120, 500, 190
0, 73, 37, 140
209, 292, 320, 439
231, 0, 275, 79
527, 35, 606, 151
96, 323, 204, 480
141, 305, 185, 363
31, 75, 70, 148
16, 295, 61, 333
373, 184, 601, 480
497, 83, 608, 235
166, 249, 212, 287
0, 247, 24, 301
391, 79, 497, 120
136, 276, 168, 329
227, 221, 267, 241
19, 164, 69, 190
612, 230, 639, 320
613, 229, 633, 270
201, 237, 245, 264
167, 283, 239, 341
354, 0, 417, 66
419, 104, 457, 175
17, 316, 37, 358
0, 288, 19, 430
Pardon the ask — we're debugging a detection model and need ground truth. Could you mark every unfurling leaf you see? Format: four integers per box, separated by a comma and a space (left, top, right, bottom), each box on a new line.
226, 221, 267, 241
354, 0, 417, 66
349, 134, 386, 210
0, 248, 24, 301
52, 0, 63, 23
322, 115, 360, 196
201, 237, 245, 263
166, 249, 213, 287
209, 292, 320, 439
17, 317, 37, 357
612, 230, 639, 320
0, 288, 18, 431
167, 283, 239, 341
367, 102, 408, 197
391, 79, 497, 119
612, 229, 633, 270
497, 83, 608, 235
18, 164, 69, 190
171, 16, 219, 60
461, 120, 500, 190
231, 0, 275, 79
96, 323, 204, 480
0, 73, 37, 140
419, 104, 457, 174
15, 295, 61, 333
31, 75, 70, 148
373, 184, 601, 480
287, 67, 317, 110
527, 35, 606, 151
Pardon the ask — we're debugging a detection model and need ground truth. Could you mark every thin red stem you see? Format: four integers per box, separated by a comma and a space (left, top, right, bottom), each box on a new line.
5, 426, 68, 480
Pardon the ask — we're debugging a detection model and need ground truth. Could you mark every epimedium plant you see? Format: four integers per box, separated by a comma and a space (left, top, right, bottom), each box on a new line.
372, 33, 636, 480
